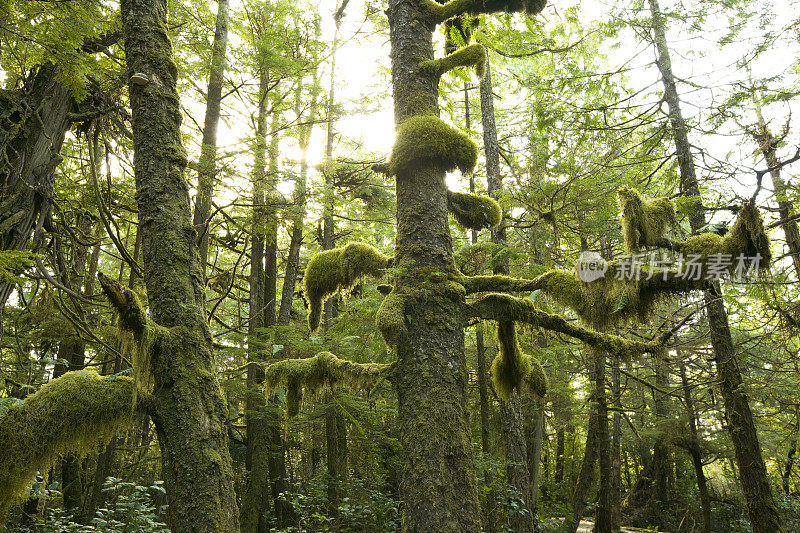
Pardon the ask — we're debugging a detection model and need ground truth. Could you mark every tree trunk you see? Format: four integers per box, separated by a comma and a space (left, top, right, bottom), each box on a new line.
387, 2, 481, 530
0, 63, 74, 312
526, 396, 545, 529
593, 351, 612, 533
241, 70, 271, 533
648, 0, 781, 530
565, 408, 599, 533
555, 427, 565, 485
679, 361, 712, 533
610, 361, 622, 530
121, 0, 238, 529
191, 0, 230, 275
481, 49, 533, 532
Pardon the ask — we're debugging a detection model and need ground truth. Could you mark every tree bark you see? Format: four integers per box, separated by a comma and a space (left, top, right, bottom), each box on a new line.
679, 361, 712, 533
387, 2, 481, 530
121, 0, 239, 529
565, 408, 599, 533
191, 0, 230, 275
648, 0, 781, 530
481, 48, 534, 532
0, 63, 74, 312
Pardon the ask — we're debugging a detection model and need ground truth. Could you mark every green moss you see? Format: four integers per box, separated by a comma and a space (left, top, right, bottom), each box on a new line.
263, 352, 390, 418
425, 0, 547, 18
0, 371, 135, 517
387, 116, 477, 177
420, 43, 487, 79
682, 201, 771, 270
447, 190, 502, 230
618, 187, 676, 253
490, 320, 548, 400
376, 290, 409, 346
303, 242, 389, 331
540, 266, 664, 329
526, 356, 548, 397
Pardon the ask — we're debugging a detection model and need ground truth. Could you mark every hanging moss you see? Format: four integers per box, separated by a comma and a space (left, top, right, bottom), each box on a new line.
682, 201, 772, 270
263, 351, 390, 417
491, 320, 548, 401
425, 0, 547, 19
386, 116, 477, 177
420, 43, 487, 79
376, 290, 409, 346
0, 371, 135, 517
618, 187, 676, 253
526, 356, 548, 397
303, 242, 389, 331
447, 190, 502, 230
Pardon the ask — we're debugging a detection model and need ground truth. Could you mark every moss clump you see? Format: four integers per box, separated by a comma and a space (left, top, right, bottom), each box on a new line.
526, 357, 548, 397
426, 0, 547, 18
303, 242, 389, 331
491, 321, 548, 401
263, 352, 390, 417
376, 290, 409, 346
618, 187, 677, 253
447, 190, 502, 230
387, 116, 477, 177
682, 201, 771, 271
420, 43, 487, 79
0, 371, 135, 517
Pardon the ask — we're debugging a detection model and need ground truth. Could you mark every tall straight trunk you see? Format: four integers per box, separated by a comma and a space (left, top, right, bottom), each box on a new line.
648, 1, 781, 530
121, 0, 239, 528
565, 408, 599, 533
264, 114, 295, 527
481, 48, 534, 533
554, 428, 565, 485
526, 396, 544, 526
679, 361, 712, 533
593, 351, 612, 533
191, 0, 230, 274
610, 361, 622, 530
241, 71, 270, 533
386, 1, 481, 529
278, 54, 320, 325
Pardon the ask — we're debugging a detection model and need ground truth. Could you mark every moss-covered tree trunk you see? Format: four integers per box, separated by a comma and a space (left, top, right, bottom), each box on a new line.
565, 406, 598, 533
191, 0, 229, 273
387, 2, 481, 530
121, 0, 238, 529
648, 1, 781, 530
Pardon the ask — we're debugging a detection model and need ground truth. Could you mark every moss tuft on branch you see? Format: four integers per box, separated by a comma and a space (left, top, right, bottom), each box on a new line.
492, 320, 546, 401
447, 190, 502, 230
263, 352, 391, 417
376, 290, 409, 346
303, 242, 389, 331
0, 371, 135, 517
618, 187, 677, 253
420, 43, 487, 79
682, 201, 771, 269
386, 116, 477, 177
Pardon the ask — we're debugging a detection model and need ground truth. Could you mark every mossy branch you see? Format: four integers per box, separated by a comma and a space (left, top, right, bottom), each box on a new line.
98, 272, 147, 337
0, 371, 135, 517
447, 190, 502, 230
422, 0, 547, 24
263, 352, 393, 418
303, 243, 390, 331
468, 293, 665, 357
420, 43, 487, 80
376, 290, 410, 346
